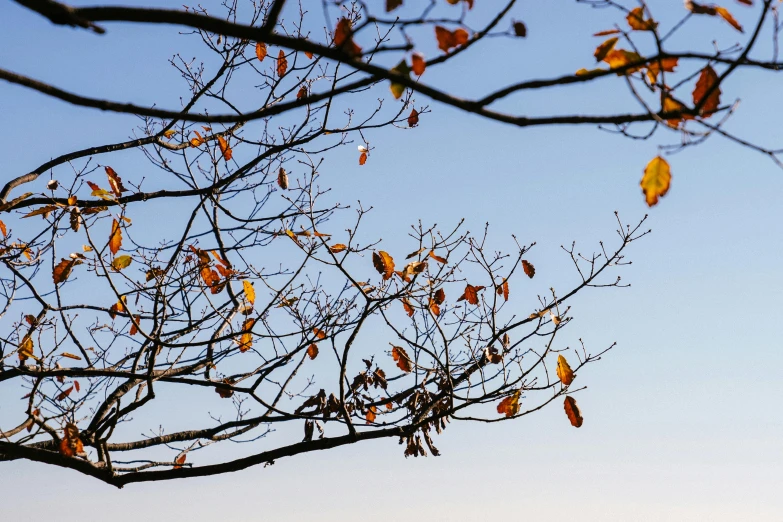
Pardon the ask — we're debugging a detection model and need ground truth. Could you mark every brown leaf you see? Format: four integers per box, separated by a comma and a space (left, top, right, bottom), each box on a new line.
521, 260, 535, 278
556, 354, 574, 386
296, 85, 307, 99
56, 386, 74, 401
0, 220, 6, 236
105, 166, 127, 197
313, 327, 327, 340
594, 37, 619, 62
53, 258, 80, 285
564, 396, 584, 427
216, 378, 234, 398
715, 6, 743, 31
109, 219, 122, 255
428, 298, 441, 317
386, 0, 403, 11
408, 108, 419, 127
59, 423, 84, 457
277, 167, 289, 190
406, 247, 426, 259
372, 251, 395, 280
593, 29, 621, 36
457, 284, 484, 305
329, 243, 348, 253
411, 52, 426, 75
255, 42, 267, 61
626, 7, 658, 31
217, 135, 232, 160
692, 65, 721, 117
402, 298, 414, 317
428, 250, 447, 264
433, 288, 445, 305
498, 279, 509, 301
277, 49, 288, 76
61, 352, 81, 360
129, 315, 141, 336
434, 26, 469, 53
484, 346, 503, 364
497, 390, 521, 417
391, 345, 412, 373
23, 205, 58, 219
359, 152, 368, 165
73, 380, 80, 392
334, 18, 362, 57
513, 20, 527, 37
307, 343, 319, 360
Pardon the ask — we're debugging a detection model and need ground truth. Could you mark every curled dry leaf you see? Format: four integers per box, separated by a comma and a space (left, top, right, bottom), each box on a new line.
428, 250, 447, 264
129, 315, 141, 336
255, 41, 267, 61
641, 156, 671, 207
435, 26, 469, 53
428, 298, 441, 317
217, 135, 232, 160
496, 279, 510, 301
484, 346, 503, 364
105, 166, 127, 197
391, 345, 412, 373
564, 396, 584, 427
53, 258, 80, 285
556, 354, 574, 385
307, 343, 319, 360
457, 284, 484, 305
56, 386, 73, 402
497, 390, 521, 417
18, 336, 34, 362
693, 65, 721, 117
216, 379, 234, 398
521, 260, 535, 278
296, 85, 307, 99
277, 50, 288, 76
59, 423, 84, 457
408, 108, 419, 127
173, 453, 187, 469
372, 251, 395, 280
313, 327, 327, 340
366, 405, 377, 424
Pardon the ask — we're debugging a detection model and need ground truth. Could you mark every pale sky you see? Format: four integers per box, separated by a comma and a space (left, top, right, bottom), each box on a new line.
1, 1, 781, 520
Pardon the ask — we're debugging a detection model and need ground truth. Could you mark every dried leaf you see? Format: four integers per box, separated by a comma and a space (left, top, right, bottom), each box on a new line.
428, 250, 447, 264
457, 284, 484, 305
0, 220, 6, 236
307, 343, 319, 360
646, 57, 678, 83
105, 166, 127, 197
593, 29, 621, 36
402, 298, 414, 317
556, 354, 574, 385
406, 247, 426, 259
313, 327, 327, 340
23, 205, 58, 219
111, 255, 132, 271
484, 346, 503, 364
173, 453, 187, 469
129, 315, 141, 336
715, 6, 743, 31
428, 298, 441, 317
521, 260, 535, 278
359, 152, 368, 165
513, 20, 527, 37
277, 167, 289, 190
408, 108, 419, 127
334, 18, 362, 57
564, 396, 584, 427
391, 345, 412, 373
641, 156, 671, 207
59, 423, 84, 457
366, 405, 377, 423
386, 0, 403, 11
18, 336, 34, 362
329, 243, 348, 253
53, 258, 80, 284
390, 60, 410, 100
603, 49, 645, 74
411, 52, 425, 75
190, 130, 205, 147
255, 41, 267, 61
693, 65, 721, 117
217, 135, 232, 160
56, 386, 73, 401
626, 7, 658, 31
277, 49, 288, 76
435, 26, 469, 53
239, 318, 255, 352
498, 279, 509, 301
243, 280, 255, 305
372, 251, 395, 280
296, 85, 307, 99
109, 219, 122, 255
497, 390, 521, 417
594, 37, 618, 62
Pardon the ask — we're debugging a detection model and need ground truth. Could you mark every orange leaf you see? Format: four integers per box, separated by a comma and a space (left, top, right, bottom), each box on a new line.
593, 37, 618, 62
521, 260, 535, 278
408, 108, 419, 127
109, 218, 122, 255
646, 57, 678, 83
105, 166, 127, 197
692, 65, 721, 117
239, 318, 255, 352
428, 250, 447, 264
359, 152, 368, 165
53, 258, 79, 285
296, 85, 307, 99
307, 343, 319, 360
593, 29, 621, 36
402, 298, 414, 317
129, 315, 141, 336
556, 355, 574, 386
457, 283, 484, 305
74, 380, 80, 392
662, 96, 694, 128
391, 345, 412, 373
190, 130, 205, 147
640, 156, 671, 207
372, 251, 395, 280
428, 299, 441, 317
56, 386, 74, 401
496, 279, 509, 301
277, 50, 288, 76
173, 453, 187, 469
497, 390, 521, 417
564, 396, 583, 427
217, 135, 232, 160
313, 327, 327, 340
602, 49, 645, 74
334, 18, 362, 57
277, 167, 289, 190
626, 7, 658, 31
329, 243, 347, 253
366, 405, 377, 423
434, 26, 469, 53
59, 423, 84, 457
715, 6, 743, 32
255, 41, 267, 61
411, 53, 425, 76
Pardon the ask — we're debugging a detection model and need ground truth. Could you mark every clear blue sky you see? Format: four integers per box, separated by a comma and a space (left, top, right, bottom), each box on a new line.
1, 1, 781, 520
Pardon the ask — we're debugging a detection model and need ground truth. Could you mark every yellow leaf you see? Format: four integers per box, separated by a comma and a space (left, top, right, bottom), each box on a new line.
111, 255, 132, 271
497, 390, 521, 417
640, 156, 671, 207
372, 251, 395, 280
109, 219, 122, 255
329, 243, 348, 253
163, 129, 177, 138
603, 49, 645, 74
239, 318, 255, 352
593, 37, 618, 62
18, 336, 35, 362
556, 355, 574, 385
389, 60, 410, 100
626, 7, 658, 31
243, 280, 255, 306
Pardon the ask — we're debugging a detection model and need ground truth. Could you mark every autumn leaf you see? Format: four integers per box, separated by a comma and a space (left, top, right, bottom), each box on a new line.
277, 50, 288, 76
716, 6, 743, 31
366, 405, 377, 424
23, 205, 58, 219
217, 135, 232, 160
243, 280, 255, 306
640, 156, 671, 207
391, 345, 412, 373
408, 108, 419, 127
0, 220, 6, 236
329, 243, 347, 253
556, 354, 574, 386
109, 219, 122, 255
603, 49, 645, 74
411, 52, 425, 75
277, 167, 289, 190
496, 279, 509, 301
497, 390, 521, 417
386, 0, 403, 11
313, 327, 327, 340
111, 255, 132, 271
162, 129, 177, 139
513, 20, 527, 37
693, 65, 721, 117
173, 453, 187, 469
296, 85, 307, 99
434, 26, 469, 53
594, 37, 618, 62
685, 1, 743, 32
307, 343, 319, 360
334, 18, 362, 57
428, 298, 441, 317
402, 298, 414, 317
521, 260, 535, 278
662, 96, 694, 128
59, 423, 84, 457
646, 57, 678, 83
564, 396, 584, 427
593, 29, 621, 36
402, 260, 427, 279
109, 296, 127, 319
53, 258, 80, 284
485, 346, 503, 364
56, 386, 74, 401
373, 251, 395, 280
190, 130, 205, 147
457, 283, 484, 305
61, 352, 81, 360
390, 60, 411, 100
239, 318, 255, 352
428, 250, 447, 264
255, 41, 267, 61
359, 152, 368, 165
18, 336, 35, 362
129, 315, 141, 336
626, 7, 657, 31
102, 168, 126, 199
